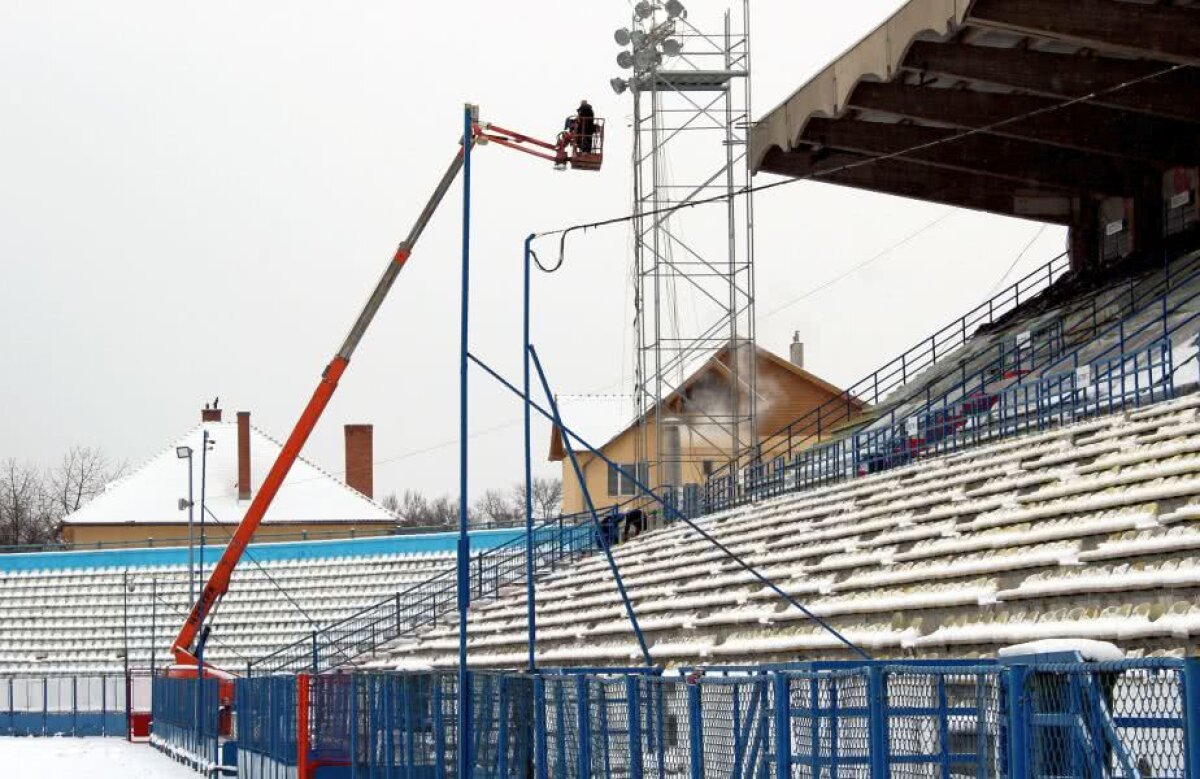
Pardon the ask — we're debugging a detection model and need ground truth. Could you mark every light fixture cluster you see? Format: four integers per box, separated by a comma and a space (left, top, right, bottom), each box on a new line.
610, 1, 687, 95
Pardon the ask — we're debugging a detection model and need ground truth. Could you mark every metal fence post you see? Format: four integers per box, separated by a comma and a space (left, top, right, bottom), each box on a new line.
311, 631, 319, 674
498, 676, 510, 779
627, 676, 643, 779
1184, 659, 1200, 779
349, 675, 359, 779
773, 673, 790, 779
688, 682, 704, 779
297, 674, 310, 779
1006, 666, 1029, 779
577, 675, 591, 779
534, 676, 549, 779
867, 666, 889, 779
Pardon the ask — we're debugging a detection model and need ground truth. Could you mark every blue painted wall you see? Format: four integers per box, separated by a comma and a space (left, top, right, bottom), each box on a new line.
0, 528, 524, 573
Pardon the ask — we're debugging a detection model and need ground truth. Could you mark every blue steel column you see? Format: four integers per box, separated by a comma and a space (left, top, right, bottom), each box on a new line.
866, 666, 890, 779
1006, 665, 1029, 779
626, 676, 643, 779
457, 102, 474, 779
772, 674, 791, 779
1183, 659, 1200, 779
523, 234, 537, 672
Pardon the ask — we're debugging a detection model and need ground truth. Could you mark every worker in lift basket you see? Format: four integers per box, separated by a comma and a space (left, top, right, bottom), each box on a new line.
576, 99, 595, 153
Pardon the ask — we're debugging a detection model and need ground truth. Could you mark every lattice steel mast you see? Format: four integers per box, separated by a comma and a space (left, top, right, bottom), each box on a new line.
612, 0, 758, 498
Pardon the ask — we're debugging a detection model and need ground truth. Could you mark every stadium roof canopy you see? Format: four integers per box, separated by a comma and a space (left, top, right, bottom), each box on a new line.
750, 0, 1200, 227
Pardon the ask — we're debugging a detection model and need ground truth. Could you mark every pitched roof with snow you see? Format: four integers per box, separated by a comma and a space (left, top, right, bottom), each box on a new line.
63, 420, 397, 526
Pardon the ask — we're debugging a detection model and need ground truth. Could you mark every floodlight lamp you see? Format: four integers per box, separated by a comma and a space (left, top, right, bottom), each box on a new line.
630, 30, 647, 49
634, 48, 661, 70
661, 38, 682, 57
178, 498, 191, 511
610, 78, 629, 95
665, 0, 686, 18
176, 446, 192, 459
614, 28, 631, 46
634, 1, 655, 19
617, 51, 634, 69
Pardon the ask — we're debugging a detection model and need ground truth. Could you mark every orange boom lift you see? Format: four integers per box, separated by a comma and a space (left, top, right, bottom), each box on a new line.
169, 108, 604, 674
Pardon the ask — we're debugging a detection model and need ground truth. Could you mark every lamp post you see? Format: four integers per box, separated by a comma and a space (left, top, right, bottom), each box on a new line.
175, 446, 195, 604
196, 429, 214, 760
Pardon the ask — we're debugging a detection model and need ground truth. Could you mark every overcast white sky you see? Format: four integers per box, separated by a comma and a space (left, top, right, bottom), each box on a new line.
0, 1, 1066, 506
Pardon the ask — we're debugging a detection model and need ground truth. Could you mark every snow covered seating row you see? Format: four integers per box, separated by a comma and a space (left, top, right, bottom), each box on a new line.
377, 392, 1200, 669
0, 546, 458, 675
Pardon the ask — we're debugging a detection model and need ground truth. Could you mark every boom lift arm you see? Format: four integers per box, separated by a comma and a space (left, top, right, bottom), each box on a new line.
171, 108, 602, 666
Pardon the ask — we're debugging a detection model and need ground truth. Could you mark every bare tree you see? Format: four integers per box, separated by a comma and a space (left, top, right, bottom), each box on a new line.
473, 489, 521, 527
0, 459, 56, 547
383, 489, 467, 531
47, 446, 126, 518
513, 477, 563, 520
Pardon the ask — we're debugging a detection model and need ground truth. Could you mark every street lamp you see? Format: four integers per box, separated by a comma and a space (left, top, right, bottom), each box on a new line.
176, 445, 194, 604
196, 429, 214, 761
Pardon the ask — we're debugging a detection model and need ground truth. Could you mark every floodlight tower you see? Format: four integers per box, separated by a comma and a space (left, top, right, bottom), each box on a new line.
611, 0, 758, 499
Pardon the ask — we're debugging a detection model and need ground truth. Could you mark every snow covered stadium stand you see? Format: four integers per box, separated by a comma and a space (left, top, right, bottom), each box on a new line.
0, 530, 523, 675
377, 391, 1200, 668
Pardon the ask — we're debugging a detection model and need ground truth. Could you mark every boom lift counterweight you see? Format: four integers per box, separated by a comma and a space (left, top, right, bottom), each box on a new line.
170, 106, 603, 669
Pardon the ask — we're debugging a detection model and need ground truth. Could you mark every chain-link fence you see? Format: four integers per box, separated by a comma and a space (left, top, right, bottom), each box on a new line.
235, 659, 1198, 779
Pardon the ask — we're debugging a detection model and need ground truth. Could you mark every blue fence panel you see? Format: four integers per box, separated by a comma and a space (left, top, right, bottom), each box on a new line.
697, 676, 774, 779
881, 666, 1004, 779
0, 675, 127, 737
473, 673, 534, 779
152, 675, 220, 767
306, 671, 460, 779
235, 660, 1194, 779
1022, 661, 1188, 779
236, 674, 297, 778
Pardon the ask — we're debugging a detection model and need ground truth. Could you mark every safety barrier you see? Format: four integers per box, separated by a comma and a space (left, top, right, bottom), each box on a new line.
709, 247, 1200, 514
236, 675, 297, 779
715, 250, 1200, 513
0, 674, 127, 736
250, 518, 595, 675
151, 675, 221, 771
722, 336, 1177, 509
229, 658, 1199, 779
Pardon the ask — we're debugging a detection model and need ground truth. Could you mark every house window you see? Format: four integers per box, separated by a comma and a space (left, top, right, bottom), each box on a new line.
609, 462, 647, 496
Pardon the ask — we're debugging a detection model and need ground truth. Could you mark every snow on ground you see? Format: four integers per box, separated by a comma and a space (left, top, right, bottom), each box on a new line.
0, 737, 200, 779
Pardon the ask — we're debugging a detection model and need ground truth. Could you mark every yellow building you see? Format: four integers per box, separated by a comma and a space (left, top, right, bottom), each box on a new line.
60, 406, 396, 548
552, 340, 863, 514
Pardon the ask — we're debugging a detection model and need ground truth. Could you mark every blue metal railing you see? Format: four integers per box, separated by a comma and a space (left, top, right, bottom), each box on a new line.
709, 249, 1200, 507
249, 516, 597, 674
0, 674, 127, 737
151, 675, 220, 769
235, 674, 297, 776
233, 658, 1200, 779
708, 252, 1200, 513
708, 252, 1072, 484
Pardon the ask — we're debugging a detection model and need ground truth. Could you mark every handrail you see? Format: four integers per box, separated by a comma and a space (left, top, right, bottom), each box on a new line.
722, 257, 1200, 509
248, 514, 596, 674
715, 249, 1200, 492
708, 252, 1072, 484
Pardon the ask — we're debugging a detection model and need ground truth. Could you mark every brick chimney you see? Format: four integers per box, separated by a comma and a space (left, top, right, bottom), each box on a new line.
237, 411, 251, 501
344, 424, 373, 499
201, 401, 222, 423
790, 332, 805, 369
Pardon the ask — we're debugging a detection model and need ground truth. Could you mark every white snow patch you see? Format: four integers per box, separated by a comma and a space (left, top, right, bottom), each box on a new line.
998, 639, 1125, 661
0, 737, 202, 779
